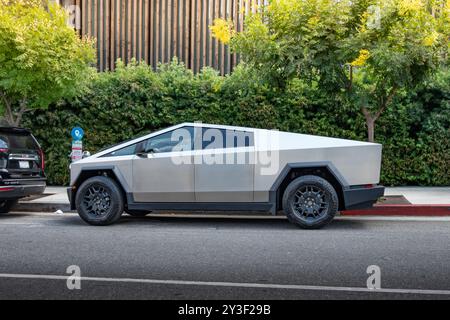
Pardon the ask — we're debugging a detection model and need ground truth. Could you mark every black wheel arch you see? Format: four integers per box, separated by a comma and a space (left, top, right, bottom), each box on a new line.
71, 167, 128, 210
271, 162, 348, 212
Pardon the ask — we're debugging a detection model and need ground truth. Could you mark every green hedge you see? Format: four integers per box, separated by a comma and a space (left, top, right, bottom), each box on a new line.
22, 60, 450, 186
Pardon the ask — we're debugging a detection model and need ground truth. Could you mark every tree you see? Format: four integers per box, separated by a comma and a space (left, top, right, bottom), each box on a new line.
211, 0, 449, 141
345, 0, 449, 141
0, 0, 95, 126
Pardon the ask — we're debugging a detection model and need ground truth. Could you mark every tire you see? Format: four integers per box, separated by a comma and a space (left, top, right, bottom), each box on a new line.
75, 176, 124, 226
282, 175, 338, 229
125, 209, 151, 217
0, 199, 18, 214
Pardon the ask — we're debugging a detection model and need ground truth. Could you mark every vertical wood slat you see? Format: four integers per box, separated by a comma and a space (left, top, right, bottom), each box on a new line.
195, 0, 200, 73
104, 0, 109, 70
202, 0, 206, 70
149, 0, 154, 66
206, 0, 211, 67
167, 0, 172, 63
143, 0, 148, 62
214, 0, 219, 71
75, 0, 260, 74
114, 0, 120, 67
156, 0, 160, 66
121, 0, 126, 62
190, 0, 195, 71
184, 0, 189, 64
137, 0, 142, 62
126, 0, 131, 63
98, 0, 102, 70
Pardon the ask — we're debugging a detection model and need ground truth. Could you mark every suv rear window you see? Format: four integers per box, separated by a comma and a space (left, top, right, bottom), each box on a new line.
0, 133, 39, 150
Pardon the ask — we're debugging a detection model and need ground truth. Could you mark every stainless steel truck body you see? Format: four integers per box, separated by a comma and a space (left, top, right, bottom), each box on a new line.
68, 123, 384, 228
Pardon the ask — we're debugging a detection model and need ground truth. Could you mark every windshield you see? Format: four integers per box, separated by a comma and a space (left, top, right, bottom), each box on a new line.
95, 130, 150, 154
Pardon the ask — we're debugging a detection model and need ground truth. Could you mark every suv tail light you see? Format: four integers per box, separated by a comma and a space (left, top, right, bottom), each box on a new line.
39, 149, 45, 170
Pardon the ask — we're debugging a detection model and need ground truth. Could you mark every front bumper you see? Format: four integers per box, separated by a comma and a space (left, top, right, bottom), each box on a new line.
0, 179, 46, 200
343, 185, 385, 210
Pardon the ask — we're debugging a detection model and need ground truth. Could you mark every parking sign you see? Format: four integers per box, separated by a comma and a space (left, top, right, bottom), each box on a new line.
71, 127, 84, 141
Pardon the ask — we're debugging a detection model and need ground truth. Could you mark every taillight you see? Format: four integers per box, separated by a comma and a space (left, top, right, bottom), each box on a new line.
39, 149, 45, 170
0, 148, 8, 153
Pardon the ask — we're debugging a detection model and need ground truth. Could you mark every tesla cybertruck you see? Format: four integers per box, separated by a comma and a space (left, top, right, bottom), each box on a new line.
67, 123, 384, 228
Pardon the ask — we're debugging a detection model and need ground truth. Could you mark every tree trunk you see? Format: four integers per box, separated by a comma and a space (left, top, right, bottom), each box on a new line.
366, 115, 375, 143
361, 107, 376, 143
0, 92, 14, 125
0, 92, 28, 126
13, 99, 28, 126
360, 87, 397, 142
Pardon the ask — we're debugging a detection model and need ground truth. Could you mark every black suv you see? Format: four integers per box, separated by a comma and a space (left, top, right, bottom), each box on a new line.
0, 127, 46, 213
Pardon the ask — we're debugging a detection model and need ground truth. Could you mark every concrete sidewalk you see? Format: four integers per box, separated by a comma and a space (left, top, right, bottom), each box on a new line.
14, 186, 450, 214
384, 187, 450, 205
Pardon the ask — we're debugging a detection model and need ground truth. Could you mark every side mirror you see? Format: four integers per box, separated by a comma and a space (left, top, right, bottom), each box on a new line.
137, 147, 160, 158
136, 152, 148, 158
82, 151, 91, 158
136, 149, 155, 158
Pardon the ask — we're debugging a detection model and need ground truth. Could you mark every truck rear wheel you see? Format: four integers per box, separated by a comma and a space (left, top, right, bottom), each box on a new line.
75, 176, 124, 226
282, 175, 338, 229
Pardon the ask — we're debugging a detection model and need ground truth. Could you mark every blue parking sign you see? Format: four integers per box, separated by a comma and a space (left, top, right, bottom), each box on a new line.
71, 127, 84, 141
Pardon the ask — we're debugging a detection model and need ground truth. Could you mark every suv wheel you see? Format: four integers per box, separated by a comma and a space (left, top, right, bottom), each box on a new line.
75, 176, 124, 226
0, 199, 18, 214
282, 175, 338, 229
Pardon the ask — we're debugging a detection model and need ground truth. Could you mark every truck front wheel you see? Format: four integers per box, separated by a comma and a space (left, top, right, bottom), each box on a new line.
75, 176, 124, 226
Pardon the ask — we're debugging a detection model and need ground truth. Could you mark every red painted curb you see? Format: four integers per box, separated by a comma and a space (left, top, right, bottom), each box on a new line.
342, 204, 450, 216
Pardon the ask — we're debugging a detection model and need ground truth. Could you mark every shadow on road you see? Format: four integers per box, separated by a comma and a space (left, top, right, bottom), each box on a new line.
115, 215, 367, 231
2, 211, 368, 230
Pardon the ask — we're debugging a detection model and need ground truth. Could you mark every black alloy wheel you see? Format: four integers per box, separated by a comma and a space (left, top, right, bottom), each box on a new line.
75, 176, 124, 226
282, 175, 338, 229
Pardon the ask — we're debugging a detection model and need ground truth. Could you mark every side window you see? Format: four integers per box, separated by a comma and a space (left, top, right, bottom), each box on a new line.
201, 128, 254, 150
103, 143, 137, 157
144, 126, 194, 153
201, 127, 225, 149
226, 129, 254, 148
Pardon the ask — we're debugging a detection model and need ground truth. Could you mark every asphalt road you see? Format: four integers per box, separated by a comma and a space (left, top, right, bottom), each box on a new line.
0, 211, 449, 300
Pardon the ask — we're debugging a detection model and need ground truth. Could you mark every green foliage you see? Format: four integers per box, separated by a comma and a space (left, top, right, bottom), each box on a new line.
232, 0, 448, 89
22, 60, 450, 186
344, 0, 448, 114
230, 0, 358, 87
229, 0, 449, 141
0, 0, 95, 125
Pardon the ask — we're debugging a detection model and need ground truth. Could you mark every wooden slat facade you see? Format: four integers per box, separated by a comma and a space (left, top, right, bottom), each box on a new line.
60, 0, 266, 73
